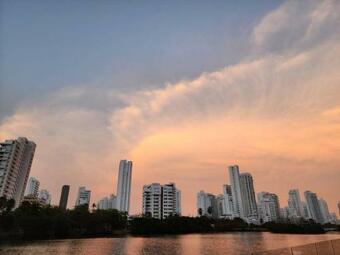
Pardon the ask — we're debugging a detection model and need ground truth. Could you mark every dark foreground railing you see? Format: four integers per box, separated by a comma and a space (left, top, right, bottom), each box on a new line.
252, 238, 340, 255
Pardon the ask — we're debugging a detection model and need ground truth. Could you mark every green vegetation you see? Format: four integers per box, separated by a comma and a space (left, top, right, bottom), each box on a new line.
0, 197, 335, 240
263, 220, 326, 234
0, 197, 127, 240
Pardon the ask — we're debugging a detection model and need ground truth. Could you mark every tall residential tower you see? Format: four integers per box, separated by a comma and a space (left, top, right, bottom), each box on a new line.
304, 191, 323, 223
25, 177, 40, 198
143, 183, 181, 219
75, 186, 91, 207
116, 160, 132, 213
59, 185, 70, 210
0, 137, 36, 208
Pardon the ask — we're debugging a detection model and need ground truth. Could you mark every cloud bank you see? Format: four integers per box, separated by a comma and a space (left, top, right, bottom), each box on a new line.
1, 0, 339, 215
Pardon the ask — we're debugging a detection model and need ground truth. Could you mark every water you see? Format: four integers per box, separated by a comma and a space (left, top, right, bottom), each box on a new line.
0, 232, 339, 255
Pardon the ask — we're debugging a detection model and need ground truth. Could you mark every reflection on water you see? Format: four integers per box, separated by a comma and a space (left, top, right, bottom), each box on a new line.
0, 232, 339, 255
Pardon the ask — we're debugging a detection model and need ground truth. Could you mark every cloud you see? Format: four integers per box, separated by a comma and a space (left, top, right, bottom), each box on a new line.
1, 0, 340, 215
252, 0, 340, 54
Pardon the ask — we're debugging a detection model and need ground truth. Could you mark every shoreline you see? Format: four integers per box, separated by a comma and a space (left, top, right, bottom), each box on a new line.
1, 229, 339, 243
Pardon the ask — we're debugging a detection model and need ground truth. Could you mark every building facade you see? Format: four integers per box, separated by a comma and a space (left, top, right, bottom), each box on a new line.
304, 191, 323, 223
97, 194, 117, 210
318, 198, 331, 224
143, 183, 181, 219
116, 160, 132, 213
59, 185, 70, 210
197, 190, 218, 218
25, 177, 40, 198
38, 189, 51, 205
288, 189, 304, 218
257, 192, 280, 223
0, 137, 36, 208
240, 173, 258, 221
222, 184, 234, 218
75, 186, 91, 207
228, 165, 244, 218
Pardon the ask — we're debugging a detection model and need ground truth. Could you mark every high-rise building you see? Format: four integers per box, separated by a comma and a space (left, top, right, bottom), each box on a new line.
257, 192, 280, 223
38, 189, 51, 205
197, 190, 218, 218
59, 185, 70, 210
143, 183, 162, 218
222, 184, 234, 218
116, 160, 132, 213
75, 186, 91, 207
176, 190, 181, 216
228, 165, 244, 218
25, 177, 40, 198
280, 207, 289, 219
97, 194, 116, 210
288, 189, 303, 218
143, 183, 181, 219
228, 166, 259, 222
304, 191, 323, 223
0, 137, 36, 208
301, 201, 310, 219
240, 173, 258, 220
318, 198, 331, 224
329, 213, 338, 224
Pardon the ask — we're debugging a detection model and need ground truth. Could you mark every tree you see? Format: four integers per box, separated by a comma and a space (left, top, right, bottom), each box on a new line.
6, 199, 15, 212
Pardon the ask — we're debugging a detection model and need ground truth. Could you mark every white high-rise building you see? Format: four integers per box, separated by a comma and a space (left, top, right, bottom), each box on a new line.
143, 183, 181, 219
75, 186, 91, 207
228, 165, 244, 218
197, 190, 217, 218
301, 201, 310, 219
116, 160, 132, 213
257, 192, 280, 223
304, 191, 323, 223
25, 177, 40, 198
176, 190, 181, 215
97, 194, 117, 210
143, 183, 162, 218
288, 189, 303, 218
0, 137, 36, 208
222, 184, 234, 218
240, 173, 258, 221
38, 189, 51, 205
228, 165, 258, 222
318, 198, 331, 224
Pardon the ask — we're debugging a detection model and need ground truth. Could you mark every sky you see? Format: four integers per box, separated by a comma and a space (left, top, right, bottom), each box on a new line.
0, 0, 339, 216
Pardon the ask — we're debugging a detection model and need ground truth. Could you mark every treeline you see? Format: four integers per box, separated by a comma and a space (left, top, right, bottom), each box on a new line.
0, 198, 127, 240
0, 197, 335, 240
129, 217, 329, 235
263, 221, 326, 234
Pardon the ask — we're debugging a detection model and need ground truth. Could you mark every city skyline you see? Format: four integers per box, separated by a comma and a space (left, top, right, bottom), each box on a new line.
1, 135, 337, 224
1, 137, 337, 220
1, 0, 340, 216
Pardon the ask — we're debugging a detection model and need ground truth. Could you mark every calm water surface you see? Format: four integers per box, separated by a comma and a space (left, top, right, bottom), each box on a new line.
1, 232, 339, 255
